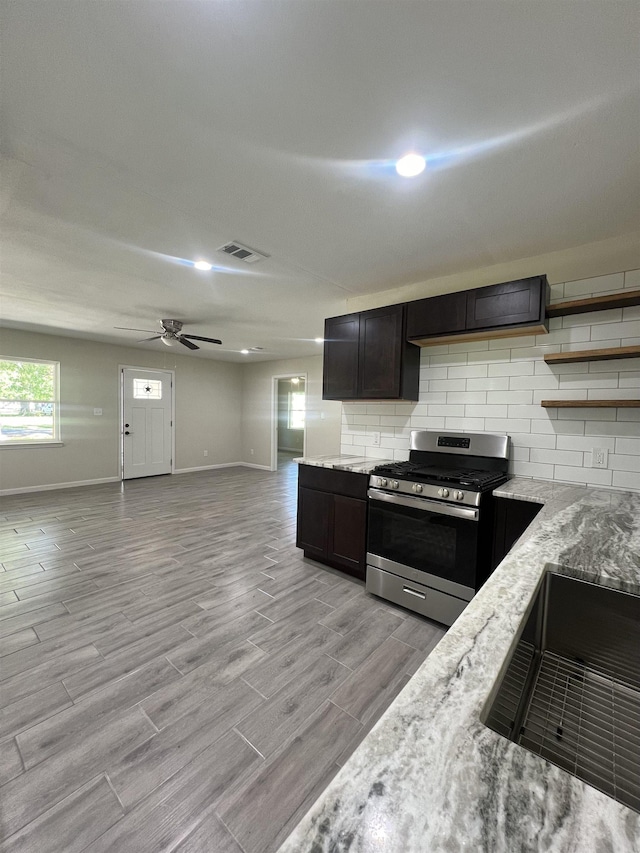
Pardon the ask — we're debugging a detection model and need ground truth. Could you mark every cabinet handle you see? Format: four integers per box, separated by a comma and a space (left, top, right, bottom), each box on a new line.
403, 586, 426, 600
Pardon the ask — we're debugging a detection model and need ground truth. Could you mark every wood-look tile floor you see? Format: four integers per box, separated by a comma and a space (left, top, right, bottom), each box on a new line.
0, 461, 446, 853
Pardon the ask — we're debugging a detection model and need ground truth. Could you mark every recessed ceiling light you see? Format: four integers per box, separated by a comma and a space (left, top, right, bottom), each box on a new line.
395, 153, 426, 177
241, 349, 249, 355
314, 337, 324, 344
193, 260, 213, 271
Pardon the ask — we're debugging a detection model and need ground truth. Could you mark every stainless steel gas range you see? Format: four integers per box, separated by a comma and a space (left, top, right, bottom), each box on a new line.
366, 430, 510, 626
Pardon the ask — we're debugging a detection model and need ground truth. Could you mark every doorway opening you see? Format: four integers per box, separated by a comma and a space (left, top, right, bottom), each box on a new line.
120, 366, 175, 480
272, 374, 306, 472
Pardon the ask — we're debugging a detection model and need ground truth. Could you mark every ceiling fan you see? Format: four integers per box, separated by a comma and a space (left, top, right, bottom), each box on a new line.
115, 319, 222, 350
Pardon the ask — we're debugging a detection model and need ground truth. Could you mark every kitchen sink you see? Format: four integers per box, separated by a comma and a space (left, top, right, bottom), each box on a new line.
483, 570, 640, 813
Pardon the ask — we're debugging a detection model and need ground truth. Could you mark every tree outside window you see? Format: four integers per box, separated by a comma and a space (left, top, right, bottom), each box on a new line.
0, 358, 59, 443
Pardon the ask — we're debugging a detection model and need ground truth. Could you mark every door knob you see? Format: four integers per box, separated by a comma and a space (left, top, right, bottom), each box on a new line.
125, 423, 130, 427
124, 431, 131, 435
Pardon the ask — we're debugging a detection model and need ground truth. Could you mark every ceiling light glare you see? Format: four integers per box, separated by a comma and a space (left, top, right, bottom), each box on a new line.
395, 153, 426, 177
241, 349, 250, 355
314, 337, 324, 344
193, 260, 213, 271
161, 334, 177, 347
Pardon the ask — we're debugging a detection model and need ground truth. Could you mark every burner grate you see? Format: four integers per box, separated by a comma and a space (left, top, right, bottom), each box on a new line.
518, 651, 640, 813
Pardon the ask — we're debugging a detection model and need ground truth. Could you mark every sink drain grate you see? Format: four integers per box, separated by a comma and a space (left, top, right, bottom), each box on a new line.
519, 651, 640, 813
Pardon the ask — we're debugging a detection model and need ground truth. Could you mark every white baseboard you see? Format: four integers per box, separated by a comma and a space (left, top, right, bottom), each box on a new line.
173, 462, 244, 474
0, 476, 121, 497
239, 462, 273, 471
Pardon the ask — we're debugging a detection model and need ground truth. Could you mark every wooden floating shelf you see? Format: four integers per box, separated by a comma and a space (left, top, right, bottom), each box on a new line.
544, 345, 640, 365
546, 289, 640, 318
541, 399, 640, 408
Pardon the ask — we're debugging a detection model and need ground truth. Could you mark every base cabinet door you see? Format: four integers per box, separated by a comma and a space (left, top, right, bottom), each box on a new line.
329, 494, 367, 576
296, 487, 331, 560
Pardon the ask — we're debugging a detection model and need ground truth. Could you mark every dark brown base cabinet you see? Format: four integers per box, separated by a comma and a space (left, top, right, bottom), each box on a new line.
492, 497, 543, 570
296, 465, 368, 579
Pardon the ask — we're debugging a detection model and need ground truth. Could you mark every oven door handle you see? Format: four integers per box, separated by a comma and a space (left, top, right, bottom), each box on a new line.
367, 488, 479, 521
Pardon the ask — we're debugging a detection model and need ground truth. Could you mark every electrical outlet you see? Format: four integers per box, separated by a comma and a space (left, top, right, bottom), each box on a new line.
591, 447, 608, 468
203, 450, 208, 457
372, 431, 381, 447
93, 408, 102, 416
250, 448, 254, 455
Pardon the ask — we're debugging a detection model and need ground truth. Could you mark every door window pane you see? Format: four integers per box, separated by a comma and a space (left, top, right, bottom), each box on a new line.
133, 378, 162, 399
288, 391, 305, 430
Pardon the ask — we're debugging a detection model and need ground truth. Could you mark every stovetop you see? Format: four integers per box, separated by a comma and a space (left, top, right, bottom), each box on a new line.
370, 461, 507, 491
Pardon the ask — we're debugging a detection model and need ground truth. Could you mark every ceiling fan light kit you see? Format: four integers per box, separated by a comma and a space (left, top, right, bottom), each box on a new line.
116, 319, 222, 350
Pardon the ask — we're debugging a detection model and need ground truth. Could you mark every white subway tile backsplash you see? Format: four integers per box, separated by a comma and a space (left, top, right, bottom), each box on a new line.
510, 433, 556, 449
487, 390, 532, 405
444, 417, 486, 431
556, 435, 616, 452
465, 405, 508, 418
447, 364, 489, 379
591, 320, 640, 341
488, 361, 535, 377
467, 377, 510, 391
485, 418, 531, 433
339, 267, 639, 492
512, 460, 555, 479
615, 437, 640, 455
531, 448, 582, 466
624, 269, 640, 288
609, 454, 640, 472
428, 379, 466, 393
563, 273, 624, 298
553, 465, 613, 487
447, 391, 487, 404
612, 470, 640, 489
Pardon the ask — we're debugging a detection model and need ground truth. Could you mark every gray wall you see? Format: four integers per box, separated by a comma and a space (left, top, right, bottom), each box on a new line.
0, 328, 243, 492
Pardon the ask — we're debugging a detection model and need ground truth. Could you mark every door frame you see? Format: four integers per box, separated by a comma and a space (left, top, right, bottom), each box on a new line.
270, 372, 307, 472
118, 365, 176, 480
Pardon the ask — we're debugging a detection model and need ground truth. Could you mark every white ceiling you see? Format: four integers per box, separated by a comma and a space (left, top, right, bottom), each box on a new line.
1, 1, 639, 362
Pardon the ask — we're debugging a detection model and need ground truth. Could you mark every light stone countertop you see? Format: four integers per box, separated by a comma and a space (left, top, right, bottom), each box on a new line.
278, 476, 640, 852
294, 454, 395, 475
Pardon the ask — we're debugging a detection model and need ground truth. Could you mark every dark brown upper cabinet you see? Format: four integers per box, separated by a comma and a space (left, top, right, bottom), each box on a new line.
407, 275, 549, 346
466, 277, 548, 330
323, 304, 419, 401
405, 291, 467, 339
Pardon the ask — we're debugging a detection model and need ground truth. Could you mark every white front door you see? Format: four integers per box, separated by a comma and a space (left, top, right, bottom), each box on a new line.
122, 368, 173, 479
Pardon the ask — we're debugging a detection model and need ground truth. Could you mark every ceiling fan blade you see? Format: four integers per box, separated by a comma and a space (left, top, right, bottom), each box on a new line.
115, 326, 159, 333
182, 335, 223, 345
179, 337, 199, 350
138, 336, 162, 342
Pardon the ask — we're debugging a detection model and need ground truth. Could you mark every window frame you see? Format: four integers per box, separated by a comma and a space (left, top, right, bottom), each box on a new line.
0, 356, 61, 446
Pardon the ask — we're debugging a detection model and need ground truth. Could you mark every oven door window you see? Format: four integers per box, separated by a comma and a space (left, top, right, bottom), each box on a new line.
368, 498, 479, 588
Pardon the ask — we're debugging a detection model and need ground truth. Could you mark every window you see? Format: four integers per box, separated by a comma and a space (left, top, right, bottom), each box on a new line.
0, 358, 59, 443
288, 391, 305, 430
133, 378, 162, 399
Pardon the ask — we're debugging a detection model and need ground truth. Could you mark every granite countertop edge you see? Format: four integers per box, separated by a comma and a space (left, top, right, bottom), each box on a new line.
277, 475, 640, 853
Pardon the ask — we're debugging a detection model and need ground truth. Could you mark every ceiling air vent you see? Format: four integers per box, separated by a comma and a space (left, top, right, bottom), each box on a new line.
217, 241, 269, 264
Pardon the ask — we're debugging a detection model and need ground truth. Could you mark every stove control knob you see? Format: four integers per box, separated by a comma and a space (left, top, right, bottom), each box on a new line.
454, 490, 465, 501
438, 488, 450, 498
379, 478, 388, 487
391, 480, 399, 489
413, 483, 423, 494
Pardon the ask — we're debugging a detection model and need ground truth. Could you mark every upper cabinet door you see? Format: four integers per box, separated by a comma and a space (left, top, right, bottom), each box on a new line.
358, 304, 404, 398
466, 276, 548, 330
406, 291, 467, 340
323, 313, 360, 400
